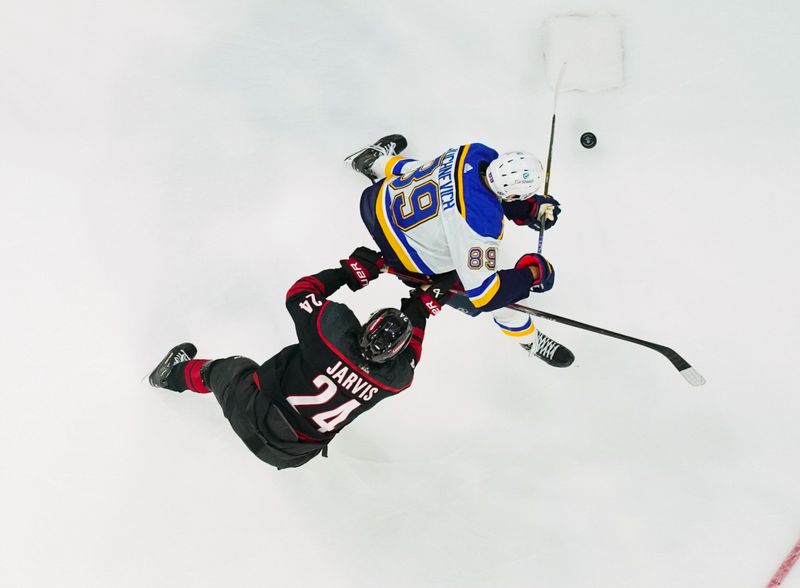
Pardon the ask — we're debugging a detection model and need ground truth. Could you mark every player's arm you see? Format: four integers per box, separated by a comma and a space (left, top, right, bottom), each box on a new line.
398, 273, 457, 366
285, 247, 383, 324
441, 229, 527, 311
461, 265, 534, 312
458, 250, 556, 312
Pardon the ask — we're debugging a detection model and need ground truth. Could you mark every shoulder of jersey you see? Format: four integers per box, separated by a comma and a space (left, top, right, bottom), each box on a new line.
316, 301, 360, 342
457, 143, 503, 239
319, 301, 414, 390
371, 353, 414, 390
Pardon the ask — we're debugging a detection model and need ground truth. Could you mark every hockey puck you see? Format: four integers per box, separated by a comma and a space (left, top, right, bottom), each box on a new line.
580, 132, 597, 149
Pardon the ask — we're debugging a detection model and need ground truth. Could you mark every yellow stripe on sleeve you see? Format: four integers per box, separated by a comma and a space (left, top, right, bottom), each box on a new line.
469, 274, 500, 308
456, 145, 470, 220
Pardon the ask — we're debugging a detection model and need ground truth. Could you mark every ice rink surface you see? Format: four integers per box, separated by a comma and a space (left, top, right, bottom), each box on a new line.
2, 1, 799, 586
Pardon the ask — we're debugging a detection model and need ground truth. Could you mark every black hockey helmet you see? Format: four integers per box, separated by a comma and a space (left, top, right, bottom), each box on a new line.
359, 308, 412, 363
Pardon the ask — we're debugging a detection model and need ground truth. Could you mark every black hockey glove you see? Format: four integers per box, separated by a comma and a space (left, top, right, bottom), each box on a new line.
504, 194, 561, 231
405, 272, 460, 318
515, 253, 555, 293
340, 246, 383, 291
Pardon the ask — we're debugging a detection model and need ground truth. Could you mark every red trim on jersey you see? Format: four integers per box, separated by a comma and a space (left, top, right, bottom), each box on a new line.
252, 371, 261, 390
408, 338, 422, 362
294, 429, 324, 443
315, 301, 408, 393
408, 326, 425, 363
286, 275, 326, 300
184, 360, 211, 394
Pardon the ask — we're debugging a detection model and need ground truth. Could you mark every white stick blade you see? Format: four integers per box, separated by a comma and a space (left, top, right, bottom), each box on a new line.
553, 62, 568, 111
680, 367, 706, 387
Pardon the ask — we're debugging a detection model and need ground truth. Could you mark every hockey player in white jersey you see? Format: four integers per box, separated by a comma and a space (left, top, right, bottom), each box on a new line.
347, 134, 574, 368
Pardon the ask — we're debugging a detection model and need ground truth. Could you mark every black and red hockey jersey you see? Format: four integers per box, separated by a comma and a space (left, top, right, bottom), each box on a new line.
255, 267, 427, 442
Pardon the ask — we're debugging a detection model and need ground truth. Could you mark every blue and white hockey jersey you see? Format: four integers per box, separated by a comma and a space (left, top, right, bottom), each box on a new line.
359, 143, 534, 312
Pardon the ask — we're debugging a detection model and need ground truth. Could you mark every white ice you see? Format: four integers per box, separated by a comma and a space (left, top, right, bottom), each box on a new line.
2, 1, 799, 587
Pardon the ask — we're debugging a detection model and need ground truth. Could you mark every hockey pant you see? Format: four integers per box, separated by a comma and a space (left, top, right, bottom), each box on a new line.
203, 357, 327, 470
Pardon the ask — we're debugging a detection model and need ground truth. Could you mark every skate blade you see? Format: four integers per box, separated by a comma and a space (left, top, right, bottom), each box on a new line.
343, 146, 368, 163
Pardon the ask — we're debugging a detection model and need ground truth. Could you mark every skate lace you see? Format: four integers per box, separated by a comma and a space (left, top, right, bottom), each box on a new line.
534, 332, 560, 360
375, 141, 396, 156
173, 350, 191, 365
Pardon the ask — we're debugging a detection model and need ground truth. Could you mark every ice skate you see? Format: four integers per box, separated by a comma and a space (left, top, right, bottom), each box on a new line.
521, 330, 574, 368
148, 342, 197, 389
345, 134, 407, 181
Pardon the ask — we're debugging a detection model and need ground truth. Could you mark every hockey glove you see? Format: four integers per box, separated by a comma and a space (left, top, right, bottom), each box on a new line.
340, 246, 383, 291
403, 272, 459, 319
504, 195, 561, 231
515, 253, 555, 293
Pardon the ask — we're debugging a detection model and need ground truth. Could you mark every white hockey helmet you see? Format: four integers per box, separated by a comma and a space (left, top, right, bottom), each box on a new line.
485, 151, 544, 201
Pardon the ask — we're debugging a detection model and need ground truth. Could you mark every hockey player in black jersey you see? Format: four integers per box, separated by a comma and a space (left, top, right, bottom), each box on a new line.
147, 247, 455, 470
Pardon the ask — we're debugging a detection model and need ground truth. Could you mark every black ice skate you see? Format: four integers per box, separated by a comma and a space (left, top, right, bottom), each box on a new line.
148, 342, 197, 389
521, 330, 574, 368
345, 134, 408, 181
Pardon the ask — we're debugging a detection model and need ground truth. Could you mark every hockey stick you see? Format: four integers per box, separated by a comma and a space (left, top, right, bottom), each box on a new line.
505, 302, 706, 386
538, 62, 567, 254
384, 266, 706, 387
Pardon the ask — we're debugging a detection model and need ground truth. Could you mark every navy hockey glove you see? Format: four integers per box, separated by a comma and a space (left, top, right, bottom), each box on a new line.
515, 253, 555, 293
340, 246, 383, 291
504, 195, 561, 231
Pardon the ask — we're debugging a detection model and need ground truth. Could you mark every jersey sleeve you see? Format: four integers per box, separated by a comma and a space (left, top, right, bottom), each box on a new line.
474, 267, 535, 311
399, 295, 429, 367
285, 268, 348, 338
441, 219, 534, 312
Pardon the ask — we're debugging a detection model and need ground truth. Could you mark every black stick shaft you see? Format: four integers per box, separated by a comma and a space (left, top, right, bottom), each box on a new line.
538, 64, 566, 254
384, 267, 704, 383
538, 112, 557, 255
506, 302, 690, 371
543, 112, 556, 196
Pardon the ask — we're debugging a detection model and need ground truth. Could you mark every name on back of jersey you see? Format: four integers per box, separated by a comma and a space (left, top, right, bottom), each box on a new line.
438, 147, 459, 211
326, 360, 378, 401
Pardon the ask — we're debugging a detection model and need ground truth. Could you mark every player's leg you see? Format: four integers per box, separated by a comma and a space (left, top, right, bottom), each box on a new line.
204, 357, 325, 469
373, 154, 423, 181
347, 134, 414, 181
148, 342, 210, 392
148, 344, 255, 399
148, 346, 322, 468
492, 307, 575, 368
200, 356, 259, 419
